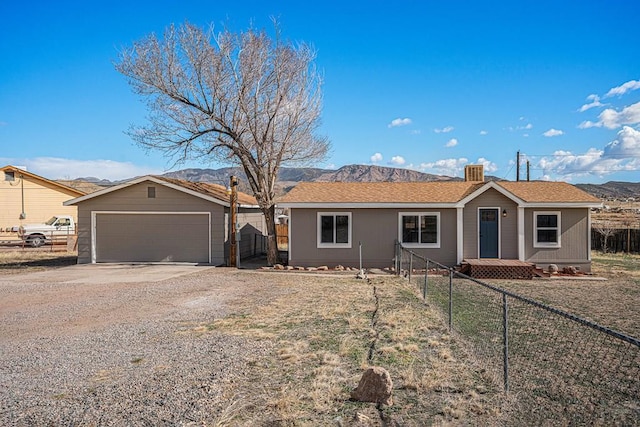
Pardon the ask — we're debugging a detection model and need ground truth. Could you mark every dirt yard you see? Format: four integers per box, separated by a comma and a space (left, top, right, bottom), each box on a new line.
0, 254, 505, 426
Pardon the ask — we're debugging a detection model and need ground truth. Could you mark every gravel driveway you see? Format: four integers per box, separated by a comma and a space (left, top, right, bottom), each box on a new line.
0, 265, 275, 426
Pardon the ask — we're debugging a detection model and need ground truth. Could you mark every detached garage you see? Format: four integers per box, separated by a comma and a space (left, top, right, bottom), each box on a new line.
65, 176, 265, 265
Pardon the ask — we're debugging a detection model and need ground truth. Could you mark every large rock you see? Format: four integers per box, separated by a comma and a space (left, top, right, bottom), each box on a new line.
350, 366, 393, 405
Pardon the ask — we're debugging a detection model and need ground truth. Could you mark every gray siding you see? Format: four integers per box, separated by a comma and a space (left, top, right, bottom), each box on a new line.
524, 207, 591, 271
76, 181, 226, 264
462, 188, 519, 259
289, 208, 457, 268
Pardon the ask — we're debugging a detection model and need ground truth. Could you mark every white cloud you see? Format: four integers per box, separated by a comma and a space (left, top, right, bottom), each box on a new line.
605, 80, 640, 98
603, 126, 640, 157
388, 118, 412, 128
578, 94, 603, 112
476, 157, 498, 173
445, 138, 458, 147
577, 101, 640, 129
479, 130, 488, 135
508, 122, 533, 132
434, 126, 454, 133
536, 126, 640, 179
0, 157, 162, 181
543, 128, 564, 137
418, 157, 469, 177
370, 152, 383, 163
578, 120, 599, 129
599, 102, 640, 129
390, 155, 406, 166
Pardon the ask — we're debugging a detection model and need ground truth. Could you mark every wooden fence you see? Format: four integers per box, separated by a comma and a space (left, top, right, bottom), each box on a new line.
276, 224, 288, 251
591, 228, 640, 253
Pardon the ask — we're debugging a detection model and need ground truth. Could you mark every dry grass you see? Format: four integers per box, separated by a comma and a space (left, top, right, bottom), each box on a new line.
498, 251, 640, 337
205, 273, 504, 425
0, 249, 77, 274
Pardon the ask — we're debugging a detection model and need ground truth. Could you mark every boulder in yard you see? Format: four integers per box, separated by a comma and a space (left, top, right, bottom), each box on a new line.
350, 366, 393, 406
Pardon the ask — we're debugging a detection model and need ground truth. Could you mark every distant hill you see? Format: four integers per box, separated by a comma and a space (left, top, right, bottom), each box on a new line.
57, 165, 639, 201
313, 164, 459, 183
575, 182, 640, 201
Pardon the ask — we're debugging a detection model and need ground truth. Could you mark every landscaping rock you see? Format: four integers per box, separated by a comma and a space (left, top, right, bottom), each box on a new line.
350, 366, 393, 405
548, 264, 559, 274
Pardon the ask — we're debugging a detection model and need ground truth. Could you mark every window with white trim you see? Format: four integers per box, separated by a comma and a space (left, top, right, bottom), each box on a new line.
534, 211, 561, 248
317, 212, 351, 248
399, 212, 440, 248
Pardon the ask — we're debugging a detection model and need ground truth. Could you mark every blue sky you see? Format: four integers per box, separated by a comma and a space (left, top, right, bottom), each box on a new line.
1, 1, 639, 183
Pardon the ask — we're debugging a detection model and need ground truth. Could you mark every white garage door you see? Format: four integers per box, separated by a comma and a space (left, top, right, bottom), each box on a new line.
94, 212, 210, 263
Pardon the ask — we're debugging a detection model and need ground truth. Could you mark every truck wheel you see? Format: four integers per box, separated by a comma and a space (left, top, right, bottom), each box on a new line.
29, 235, 45, 248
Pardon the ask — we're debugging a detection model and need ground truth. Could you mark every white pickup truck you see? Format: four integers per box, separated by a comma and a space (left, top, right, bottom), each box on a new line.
18, 215, 76, 247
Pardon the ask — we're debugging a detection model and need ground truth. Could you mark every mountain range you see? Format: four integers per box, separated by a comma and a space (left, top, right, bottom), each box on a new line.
62, 164, 640, 200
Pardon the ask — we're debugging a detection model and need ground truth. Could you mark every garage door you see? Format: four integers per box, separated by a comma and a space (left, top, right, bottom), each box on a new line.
94, 213, 210, 263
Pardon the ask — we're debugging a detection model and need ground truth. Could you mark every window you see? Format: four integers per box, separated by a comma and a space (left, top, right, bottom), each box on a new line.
4, 171, 15, 182
147, 186, 156, 198
399, 212, 440, 248
317, 212, 351, 248
534, 211, 561, 248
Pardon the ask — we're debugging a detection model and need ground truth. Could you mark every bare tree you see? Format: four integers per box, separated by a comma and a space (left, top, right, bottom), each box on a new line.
592, 220, 620, 254
115, 20, 329, 264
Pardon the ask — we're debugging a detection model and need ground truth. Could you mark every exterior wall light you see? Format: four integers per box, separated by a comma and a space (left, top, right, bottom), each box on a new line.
502, 209, 507, 218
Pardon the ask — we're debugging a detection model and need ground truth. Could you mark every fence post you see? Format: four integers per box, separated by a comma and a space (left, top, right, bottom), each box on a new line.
503, 293, 509, 393
448, 268, 453, 331
423, 259, 429, 300
394, 241, 399, 275
409, 252, 413, 282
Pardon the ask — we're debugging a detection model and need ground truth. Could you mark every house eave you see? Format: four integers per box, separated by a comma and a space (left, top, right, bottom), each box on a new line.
64, 175, 233, 207
278, 202, 460, 209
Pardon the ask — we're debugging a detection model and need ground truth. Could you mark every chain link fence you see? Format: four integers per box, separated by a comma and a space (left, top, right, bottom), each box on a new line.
395, 243, 640, 424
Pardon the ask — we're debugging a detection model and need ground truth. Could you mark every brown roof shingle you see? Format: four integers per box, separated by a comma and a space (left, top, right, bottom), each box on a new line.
279, 181, 483, 204
278, 180, 601, 205
155, 176, 258, 205
496, 181, 601, 203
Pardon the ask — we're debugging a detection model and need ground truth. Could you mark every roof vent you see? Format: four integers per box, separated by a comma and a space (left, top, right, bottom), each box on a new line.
464, 165, 484, 182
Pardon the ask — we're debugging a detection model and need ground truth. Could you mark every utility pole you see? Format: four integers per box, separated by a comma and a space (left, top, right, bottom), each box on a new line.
229, 176, 238, 267
516, 151, 520, 182
526, 160, 530, 182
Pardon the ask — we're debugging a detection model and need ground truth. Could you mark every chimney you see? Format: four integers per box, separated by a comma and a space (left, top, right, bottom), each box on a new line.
464, 164, 484, 182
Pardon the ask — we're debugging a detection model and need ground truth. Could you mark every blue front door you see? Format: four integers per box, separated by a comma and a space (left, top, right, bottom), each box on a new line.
479, 209, 499, 258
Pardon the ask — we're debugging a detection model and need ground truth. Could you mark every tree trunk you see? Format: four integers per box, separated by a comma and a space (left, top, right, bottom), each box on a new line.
262, 204, 279, 265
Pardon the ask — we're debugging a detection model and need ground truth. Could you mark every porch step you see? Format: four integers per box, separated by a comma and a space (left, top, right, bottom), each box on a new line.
462, 259, 534, 280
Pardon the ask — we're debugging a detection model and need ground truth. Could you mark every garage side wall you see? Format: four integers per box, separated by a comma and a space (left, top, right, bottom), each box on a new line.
74, 182, 225, 264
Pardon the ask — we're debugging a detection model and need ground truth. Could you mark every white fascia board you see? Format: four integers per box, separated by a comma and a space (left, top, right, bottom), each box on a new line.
277, 202, 458, 209
520, 202, 603, 209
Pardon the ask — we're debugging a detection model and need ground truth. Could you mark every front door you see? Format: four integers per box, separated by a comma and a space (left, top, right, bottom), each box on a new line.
479, 208, 499, 258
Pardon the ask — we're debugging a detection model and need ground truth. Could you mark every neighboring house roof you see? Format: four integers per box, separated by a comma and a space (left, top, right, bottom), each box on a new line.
1, 165, 86, 197
278, 180, 602, 208
64, 175, 258, 207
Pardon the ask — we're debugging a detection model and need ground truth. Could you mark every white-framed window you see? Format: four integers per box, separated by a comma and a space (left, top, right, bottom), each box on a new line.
533, 211, 561, 248
398, 212, 440, 248
317, 212, 352, 248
